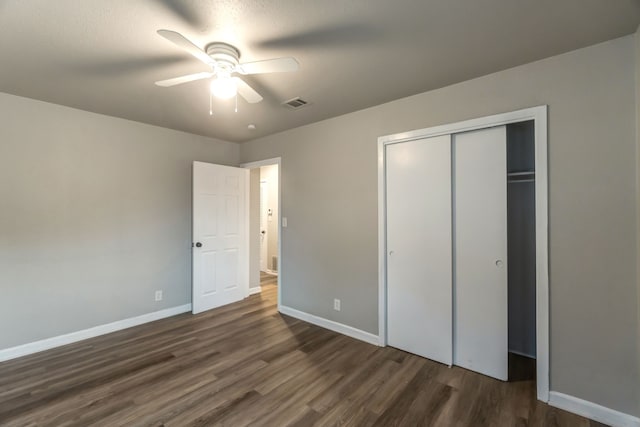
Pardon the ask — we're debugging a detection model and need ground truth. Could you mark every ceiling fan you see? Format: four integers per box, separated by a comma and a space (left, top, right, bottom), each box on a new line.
155, 29, 299, 104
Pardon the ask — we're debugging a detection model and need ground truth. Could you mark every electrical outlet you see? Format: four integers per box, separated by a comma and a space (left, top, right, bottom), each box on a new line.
282, 217, 288, 228
334, 298, 341, 311
155, 290, 163, 301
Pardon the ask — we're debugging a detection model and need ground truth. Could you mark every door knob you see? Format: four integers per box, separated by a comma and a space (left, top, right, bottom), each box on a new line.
495, 260, 503, 267
195, 242, 203, 248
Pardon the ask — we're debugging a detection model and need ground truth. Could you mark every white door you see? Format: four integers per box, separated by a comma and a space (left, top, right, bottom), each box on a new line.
192, 161, 249, 314
453, 126, 508, 380
259, 181, 268, 272
386, 135, 453, 365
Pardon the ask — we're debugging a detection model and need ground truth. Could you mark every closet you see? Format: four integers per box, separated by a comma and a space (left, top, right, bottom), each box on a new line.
385, 120, 536, 381
507, 121, 536, 360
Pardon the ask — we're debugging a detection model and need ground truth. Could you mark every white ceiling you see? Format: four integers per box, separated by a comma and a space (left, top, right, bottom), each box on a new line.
1, 1, 639, 143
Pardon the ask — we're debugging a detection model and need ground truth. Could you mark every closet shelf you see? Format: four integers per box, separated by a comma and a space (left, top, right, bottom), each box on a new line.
507, 171, 535, 177
507, 170, 535, 184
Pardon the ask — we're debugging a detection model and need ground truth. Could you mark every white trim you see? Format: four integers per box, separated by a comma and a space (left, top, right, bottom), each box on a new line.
549, 392, 640, 427
248, 286, 262, 296
377, 106, 550, 401
0, 304, 192, 362
279, 305, 380, 346
377, 136, 386, 347
240, 158, 282, 169
533, 108, 550, 401
241, 157, 282, 312
379, 107, 546, 144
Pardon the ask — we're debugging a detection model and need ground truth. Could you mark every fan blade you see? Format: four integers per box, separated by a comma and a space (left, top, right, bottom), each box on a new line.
155, 72, 213, 87
236, 57, 298, 75
157, 29, 213, 65
233, 77, 263, 103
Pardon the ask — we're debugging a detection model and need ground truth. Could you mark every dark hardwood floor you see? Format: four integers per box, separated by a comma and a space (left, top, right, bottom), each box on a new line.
0, 274, 604, 426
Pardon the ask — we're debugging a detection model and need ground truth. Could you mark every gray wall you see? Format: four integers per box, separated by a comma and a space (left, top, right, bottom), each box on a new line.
0, 92, 239, 349
241, 36, 639, 416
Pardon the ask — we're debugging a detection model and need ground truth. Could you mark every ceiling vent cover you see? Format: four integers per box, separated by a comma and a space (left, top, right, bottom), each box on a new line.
282, 97, 309, 110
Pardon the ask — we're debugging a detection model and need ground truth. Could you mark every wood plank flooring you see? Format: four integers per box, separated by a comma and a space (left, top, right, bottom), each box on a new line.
0, 274, 604, 426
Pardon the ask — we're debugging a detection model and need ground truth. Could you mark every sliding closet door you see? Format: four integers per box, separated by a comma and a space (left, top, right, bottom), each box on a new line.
453, 126, 508, 380
386, 135, 452, 365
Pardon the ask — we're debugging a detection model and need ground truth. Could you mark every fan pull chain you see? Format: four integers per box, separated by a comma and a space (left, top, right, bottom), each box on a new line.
209, 93, 213, 116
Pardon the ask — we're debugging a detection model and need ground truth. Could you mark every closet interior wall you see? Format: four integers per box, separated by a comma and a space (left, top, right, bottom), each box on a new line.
507, 120, 537, 359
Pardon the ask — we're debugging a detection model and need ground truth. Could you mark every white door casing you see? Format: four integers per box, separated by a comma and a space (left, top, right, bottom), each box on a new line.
386, 135, 453, 365
453, 126, 508, 381
192, 161, 249, 314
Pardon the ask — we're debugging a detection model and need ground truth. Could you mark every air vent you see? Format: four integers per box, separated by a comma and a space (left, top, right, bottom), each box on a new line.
282, 97, 310, 110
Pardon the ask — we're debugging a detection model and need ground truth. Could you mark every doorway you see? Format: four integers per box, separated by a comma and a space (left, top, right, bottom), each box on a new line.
241, 158, 282, 310
377, 106, 549, 402
259, 165, 279, 276
260, 180, 269, 272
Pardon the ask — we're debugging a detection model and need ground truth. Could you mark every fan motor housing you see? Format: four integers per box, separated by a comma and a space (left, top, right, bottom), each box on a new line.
205, 42, 240, 68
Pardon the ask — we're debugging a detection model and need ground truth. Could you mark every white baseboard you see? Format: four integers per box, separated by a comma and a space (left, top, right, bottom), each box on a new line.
549, 391, 640, 427
0, 304, 192, 363
248, 286, 262, 296
279, 305, 380, 346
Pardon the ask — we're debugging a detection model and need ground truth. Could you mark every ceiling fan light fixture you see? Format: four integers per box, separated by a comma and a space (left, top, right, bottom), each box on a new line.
210, 76, 237, 99
155, 30, 296, 107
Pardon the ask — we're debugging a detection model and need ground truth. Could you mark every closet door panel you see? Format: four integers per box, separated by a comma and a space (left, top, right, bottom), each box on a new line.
453, 126, 508, 381
386, 135, 452, 365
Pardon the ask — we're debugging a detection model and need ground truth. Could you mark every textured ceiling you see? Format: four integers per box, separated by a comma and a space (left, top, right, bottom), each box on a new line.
0, 0, 639, 142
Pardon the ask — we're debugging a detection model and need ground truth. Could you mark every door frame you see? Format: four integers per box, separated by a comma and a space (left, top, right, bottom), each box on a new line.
240, 157, 282, 312
377, 106, 549, 402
